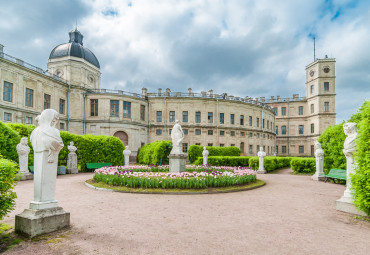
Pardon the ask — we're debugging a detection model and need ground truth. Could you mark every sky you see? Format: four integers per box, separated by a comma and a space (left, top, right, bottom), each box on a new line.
0, 0, 369, 123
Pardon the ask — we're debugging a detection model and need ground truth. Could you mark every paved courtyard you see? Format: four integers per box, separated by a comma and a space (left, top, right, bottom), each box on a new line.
2, 169, 370, 255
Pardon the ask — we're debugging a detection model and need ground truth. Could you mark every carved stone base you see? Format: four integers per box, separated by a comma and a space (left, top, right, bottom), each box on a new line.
169, 154, 186, 173
67, 168, 78, 174
336, 196, 366, 216
18, 172, 34, 181
257, 169, 266, 174
15, 207, 70, 238
311, 174, 325, 181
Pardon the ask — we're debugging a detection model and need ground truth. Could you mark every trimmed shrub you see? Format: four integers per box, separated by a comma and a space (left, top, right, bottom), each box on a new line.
0, 155, 18, 221
249, 156, 293, 171
188, 145, 240, 163
194, 156, 251, 166
137, 140, 172, 165
0, 122, 21, 162
351, 100, 370, 215
290, 158, 316, 174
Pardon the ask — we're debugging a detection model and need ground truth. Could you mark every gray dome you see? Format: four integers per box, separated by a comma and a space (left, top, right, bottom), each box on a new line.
49, 29, 100, 68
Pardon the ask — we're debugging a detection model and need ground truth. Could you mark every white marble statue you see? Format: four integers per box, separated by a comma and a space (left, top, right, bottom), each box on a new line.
123, 146, 131, 167
170, 120, 184, 155
202, 146, 209, 165
67, 141, 78, 174
29, 109, 64, 209
257, 147, 266, 174
312, 141, 325, 181
16, 137, 32, 180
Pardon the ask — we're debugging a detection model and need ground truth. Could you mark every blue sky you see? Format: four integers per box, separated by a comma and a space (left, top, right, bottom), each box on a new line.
0, 0, 369, 123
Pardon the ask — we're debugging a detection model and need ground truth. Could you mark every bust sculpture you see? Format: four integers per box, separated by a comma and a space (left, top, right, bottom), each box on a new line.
30, 109, 64, 163
257, 147, 266, 174
68, 141, 77, 153
343, 122, 357, 157
202, 146, 209, 165
16, 137, 31, 178
67, 141, 78, 173
170, 120, 184, 155
312, 141, 325, 180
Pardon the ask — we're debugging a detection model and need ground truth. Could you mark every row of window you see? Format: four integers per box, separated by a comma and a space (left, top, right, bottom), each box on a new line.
2, 112, 66, 129
156, 111, 273, 129
273, 102, 330, 117
310, 82, 330, 95
90, 100, 146, 121
275, 123, 315, 135
275, 145, 307, 154
3, 81, 66, 114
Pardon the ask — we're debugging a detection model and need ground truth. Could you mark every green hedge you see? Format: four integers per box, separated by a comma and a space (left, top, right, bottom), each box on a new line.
188, 145, 240, 163
249, 156, 293, 171
290, 158, 316, 174
137, 140, 172, 165
0, 122, 21, 162
0, 155, 18, 221
351, 100, 370, 215
6, 123, 125, 172
194, 156, 251, 166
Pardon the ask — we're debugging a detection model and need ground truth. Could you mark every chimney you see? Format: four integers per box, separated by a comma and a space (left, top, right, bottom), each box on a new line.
208, 89, 213, 97
141, 88, 148, 97
277, 96, 280, 100
165, 88, 171, 96
293, 94, 299, 99
260, 97, 265, 102
0, 44, 3, 53
158, 88, 162, 96
188, 88, 192, 96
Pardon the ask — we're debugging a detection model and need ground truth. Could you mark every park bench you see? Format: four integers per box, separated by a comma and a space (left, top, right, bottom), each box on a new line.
321, 169, 346, 183
86, 163, 112, 171
28, 166, 34, 174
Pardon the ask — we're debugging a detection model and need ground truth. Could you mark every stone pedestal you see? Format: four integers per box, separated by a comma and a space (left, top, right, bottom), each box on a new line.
15, 207, 70, 238
67, 152, 78, 174
336, 197, 366, 216
169, 154, 186, 173
19, 172, 34, 181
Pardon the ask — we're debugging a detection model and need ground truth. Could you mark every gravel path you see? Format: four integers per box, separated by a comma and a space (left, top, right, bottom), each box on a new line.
2, 168, 369, 255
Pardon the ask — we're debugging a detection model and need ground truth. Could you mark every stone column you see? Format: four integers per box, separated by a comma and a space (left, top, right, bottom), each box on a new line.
257, 147, 266, 174
16, 137, 33, 180
312, 141, 325, 181
123, 146, 132, 167
202, 147, 209, 165
67, 141, 78, 174
336, 122, 366, 216
15, 109, 70, 237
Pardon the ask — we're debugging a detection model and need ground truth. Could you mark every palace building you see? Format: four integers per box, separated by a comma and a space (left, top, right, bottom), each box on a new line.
0, 29, 336, 160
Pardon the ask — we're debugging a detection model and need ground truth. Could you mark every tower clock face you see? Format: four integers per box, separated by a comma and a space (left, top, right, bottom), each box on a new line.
324, 67, 330, 73
310, 70, 314, 77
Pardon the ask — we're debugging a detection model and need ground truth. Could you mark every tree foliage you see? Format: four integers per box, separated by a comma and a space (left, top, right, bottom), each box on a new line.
0, 122, 21, 162
137, 140, 172, 165
188, 145, 240, 163
0, 155, 18, 220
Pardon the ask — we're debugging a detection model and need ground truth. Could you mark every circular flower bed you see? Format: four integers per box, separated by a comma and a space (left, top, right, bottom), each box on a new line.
93, 165, 257, 189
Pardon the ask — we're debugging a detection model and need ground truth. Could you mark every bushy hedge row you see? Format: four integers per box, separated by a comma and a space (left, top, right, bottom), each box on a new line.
188, 145, 240, 163
137, 140, 172, 165
5, 123, 125, 172
0, 155, 18, 221
290, 158, 316, 174
351, 101, 370, 215
0, 122, 21, 162
249, 156, 293, 172
194, 156, 251, 166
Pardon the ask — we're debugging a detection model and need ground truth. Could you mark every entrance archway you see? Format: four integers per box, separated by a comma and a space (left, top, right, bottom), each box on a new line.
114, 131, 128, 146
240, 142, 245, 156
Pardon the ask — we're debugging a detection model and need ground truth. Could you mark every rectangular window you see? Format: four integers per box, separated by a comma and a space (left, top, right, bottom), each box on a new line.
183, 129, 188, 135
299, 125, 304, 135
25, 116, 33, 124
182, 143, 188, 153
231, 144, 235, 147
208, 143, 213, 147
267, 120, 269, 130
60, 123, 65, 130
195, 129, 201, 135
4, 112, 12, 121
59, 99, 65, 114
195, 111, 201, 123
240, 115, 244, 125
220, 144, 224, 147
156, 129, 162, 135
324, 82, 329, 91
230, 114, 235, 124
220, 130, 225, 136
182, 111, 188, 122
208, 130, 213, 135
241, 132, 245, 136
219, 113, 224, 124
249, 116, 252, 126
249, 145, 253, 154
110, 100, 119, 117
298, 106, 303, 115
3, 81, 13, 102
275, 125, 278, 135
208, 112, 213, 123
311, 85, 314, 94
169, 111, 175, 122
156, 111, 162, 122
311, 145, 314, 155
140, 105, 145, 120
324, 102, 329, 112
123, 101, 131, 118
90, 99, 98, 116
169, 129, 172, 134
44, 94, 51, 109
281, 107, 286, 116
311, 104, 314, 114
230, 131, 235, 136
257, 118, 259, 127
282, 126, 286, 135
263, 119, 265, 128
25, 88, 33, 107
257, 145, 260, 152
311, 123, 314, 134
257, 133, 260, 138
282, 146, 287, 154
249, 132, 253, 138
195, 143, 201, 146
299, 146, 304, 154
275, 146, 278, 154
273, 107, 277, 115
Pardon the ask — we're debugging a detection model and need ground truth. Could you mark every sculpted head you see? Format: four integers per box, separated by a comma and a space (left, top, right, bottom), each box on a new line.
36, 109, 59, 128
315, 141, 322, 149
175, 120, 179, 124
260, 147, 263, 152
343, 122, 357, 136
21, 137, 28, 145
203, 146, 206, 150
70, 141, 74, 146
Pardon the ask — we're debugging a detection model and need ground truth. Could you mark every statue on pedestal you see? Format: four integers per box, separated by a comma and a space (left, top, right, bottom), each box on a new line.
123, 146, 131, 167
67, 141, 78, 174
170, 120, 184, 155
312, 141, 325, 181
16, 137, 33, 180
202, 147, 209, 165
257, 147, 266, 174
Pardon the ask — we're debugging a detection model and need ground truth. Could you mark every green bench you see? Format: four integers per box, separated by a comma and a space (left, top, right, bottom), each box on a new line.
86, 163, 112, 171
321, 169, 346, 183
29, 166, 34, 174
